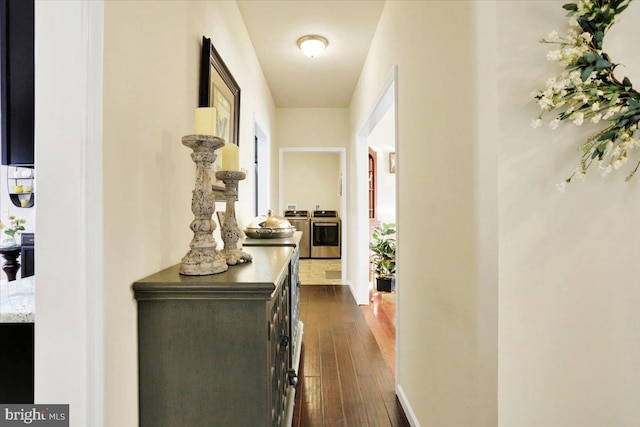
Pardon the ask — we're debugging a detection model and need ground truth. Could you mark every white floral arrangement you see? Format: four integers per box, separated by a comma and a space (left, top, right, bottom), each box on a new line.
0, 216, 25, 238
532, 0, 639, 190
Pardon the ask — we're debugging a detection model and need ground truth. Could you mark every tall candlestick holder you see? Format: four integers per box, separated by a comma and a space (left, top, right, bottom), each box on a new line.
215, 170, 253, 265
179, 135, 228, 275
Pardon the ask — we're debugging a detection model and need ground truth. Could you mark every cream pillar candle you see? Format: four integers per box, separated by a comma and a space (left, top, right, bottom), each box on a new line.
221, 143, 239, 171
194, 107, 217, 136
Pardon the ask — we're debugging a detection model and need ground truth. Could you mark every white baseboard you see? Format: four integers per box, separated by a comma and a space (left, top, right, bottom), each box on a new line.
346, 280, 362, 304
396, 383, 421, 427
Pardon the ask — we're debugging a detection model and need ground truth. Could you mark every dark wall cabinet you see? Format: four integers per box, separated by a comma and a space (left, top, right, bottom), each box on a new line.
133, 245, 302, 427
0, 0, 35, 166
21, 232, 33, 277
0, 323, 34, 403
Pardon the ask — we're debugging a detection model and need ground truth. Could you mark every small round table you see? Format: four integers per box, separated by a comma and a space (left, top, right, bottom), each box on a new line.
0, 245, 21, 281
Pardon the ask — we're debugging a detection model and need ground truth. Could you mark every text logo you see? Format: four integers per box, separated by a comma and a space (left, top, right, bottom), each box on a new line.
0, 405, 68, 426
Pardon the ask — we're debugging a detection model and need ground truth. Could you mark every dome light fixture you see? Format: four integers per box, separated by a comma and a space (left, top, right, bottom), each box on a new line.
297, 35, 328, 58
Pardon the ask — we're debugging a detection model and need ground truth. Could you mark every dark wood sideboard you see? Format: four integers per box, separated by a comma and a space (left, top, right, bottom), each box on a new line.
133, 241, 303, 427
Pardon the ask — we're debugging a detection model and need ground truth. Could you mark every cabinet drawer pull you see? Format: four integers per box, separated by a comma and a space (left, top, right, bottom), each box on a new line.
280, 335, 289, 348
288, 369, 298, 387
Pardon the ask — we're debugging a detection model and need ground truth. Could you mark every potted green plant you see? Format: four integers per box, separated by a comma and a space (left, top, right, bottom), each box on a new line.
369, 222, 396, 292
0, 215, 25, 247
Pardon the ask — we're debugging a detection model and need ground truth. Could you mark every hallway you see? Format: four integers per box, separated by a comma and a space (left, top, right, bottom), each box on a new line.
293, 286, 408, 427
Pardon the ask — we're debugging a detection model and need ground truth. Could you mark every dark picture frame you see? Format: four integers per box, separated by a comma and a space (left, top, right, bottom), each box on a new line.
199, 36, 241, 195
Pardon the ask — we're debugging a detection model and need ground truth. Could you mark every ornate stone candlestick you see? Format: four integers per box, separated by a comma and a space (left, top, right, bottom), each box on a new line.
179, 135, 228, 275
215, 170, 253, 265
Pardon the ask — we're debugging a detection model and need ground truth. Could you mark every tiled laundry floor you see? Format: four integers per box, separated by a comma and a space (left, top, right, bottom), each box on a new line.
298, 259, 343, 285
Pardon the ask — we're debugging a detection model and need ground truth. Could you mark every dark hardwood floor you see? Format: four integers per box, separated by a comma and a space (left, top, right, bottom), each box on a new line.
361, 290, 397, 378
293, 285, 409, 427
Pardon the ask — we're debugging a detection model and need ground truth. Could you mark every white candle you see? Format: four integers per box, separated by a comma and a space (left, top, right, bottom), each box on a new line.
194, 107, 217, 136
221, 143, 239, 171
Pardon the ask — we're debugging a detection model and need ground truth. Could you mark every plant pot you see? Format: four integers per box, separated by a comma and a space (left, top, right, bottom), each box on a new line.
0, 235, 17, 248
375, 277, 395, 292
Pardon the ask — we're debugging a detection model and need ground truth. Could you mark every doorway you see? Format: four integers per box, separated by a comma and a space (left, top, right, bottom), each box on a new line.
279, 147, 347, 284
355, 66, 398, 376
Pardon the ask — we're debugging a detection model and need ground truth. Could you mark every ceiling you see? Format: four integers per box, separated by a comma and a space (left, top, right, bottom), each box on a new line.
236, 0, 385, 108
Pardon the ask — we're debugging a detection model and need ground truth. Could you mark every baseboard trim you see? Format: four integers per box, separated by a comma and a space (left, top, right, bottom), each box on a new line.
396, 383, 421, 427
346, 280, 363, 305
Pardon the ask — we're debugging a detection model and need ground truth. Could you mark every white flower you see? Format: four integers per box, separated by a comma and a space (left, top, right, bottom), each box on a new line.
549, 118, 561, 130
613, 156, 627, 170
538, 97, 554, 110
591, 102, 600, 111
546, 50, 563, 62
603, 107, 620, 120
569, 17, 580, 27
606, 141, 614, 152
581, 32, 593, 42
556, 181, 567, 192
574, 93, 588, 103
570, 71, 583, 86
531, 118, 542, 128
612, 147, 622, 158
591, 113, 602, 124
562, 47, 584, 65
596, 90, 604, 96
600, 164, 612, 176
572, 112, 585, 126
547, 30, 559, 40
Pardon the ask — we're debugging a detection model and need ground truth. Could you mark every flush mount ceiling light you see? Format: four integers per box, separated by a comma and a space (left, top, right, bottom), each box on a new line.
297, 35, 328, 58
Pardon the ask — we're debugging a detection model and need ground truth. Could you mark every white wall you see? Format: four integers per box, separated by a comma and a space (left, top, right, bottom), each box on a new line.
275, 108, 348, 212
349, 1, 497, 425
276, 108, 349, 148
35, 1, 275, 424
282, 151, 340, 214
100, 1, 275, 426
493, 2, 640, 426
34, 1, 103, 425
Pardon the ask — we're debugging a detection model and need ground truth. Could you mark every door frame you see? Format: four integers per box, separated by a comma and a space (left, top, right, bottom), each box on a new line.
279, 147, 347, 284
354, 66, 398, 306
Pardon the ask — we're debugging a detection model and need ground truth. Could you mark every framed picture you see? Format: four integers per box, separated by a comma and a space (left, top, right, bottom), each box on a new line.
199, 36, 241, 196
389, 151, 396, 173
